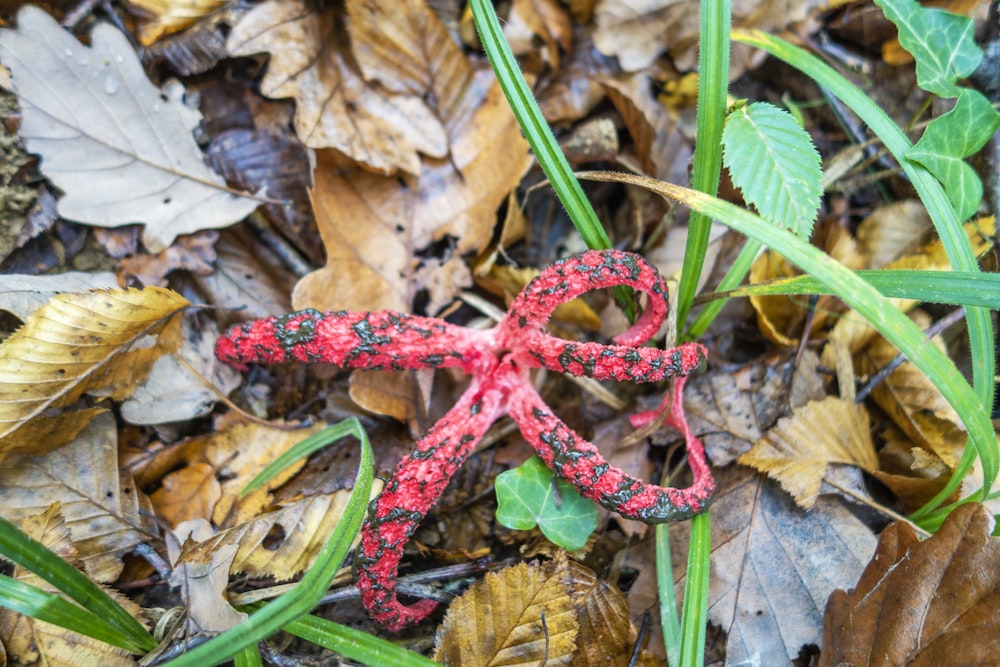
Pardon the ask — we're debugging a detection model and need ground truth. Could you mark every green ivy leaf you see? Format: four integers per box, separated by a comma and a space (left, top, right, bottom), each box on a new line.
874, 0, 981, 98
495, 456, 598, 551
907, 89, 1000, 221
721, 101, 822, 237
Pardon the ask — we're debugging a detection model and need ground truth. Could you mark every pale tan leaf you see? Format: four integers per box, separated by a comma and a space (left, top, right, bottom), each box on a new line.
874, 426, 950, 511
823, 503, 1000, 666
854, 200, 933, 268
671, 465, 877, 665
739, 397, 879, 509
506, 0, 572, 70
433, 558, 579, 667
0, 287, 188, 460
168, 520, 246, 635
0, 504, 140, 667
226, 0, 447, 175
0, 272, 118, 320
0, 7, 259, 253
0, 412, 157, 582
174, 481, 382, 580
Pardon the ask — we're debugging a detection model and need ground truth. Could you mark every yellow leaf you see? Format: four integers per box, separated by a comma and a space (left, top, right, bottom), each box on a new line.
434, 556, 579, 666
739, 397, 878, 509
150, 462, 222, 528
0, 287, 188, 461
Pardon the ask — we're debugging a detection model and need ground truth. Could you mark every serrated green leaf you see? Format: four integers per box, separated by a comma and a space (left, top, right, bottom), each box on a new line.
495, 457, 598, 551
908, 90, 1000, 221
874, 0, 981, 97
721, 101, 822, 237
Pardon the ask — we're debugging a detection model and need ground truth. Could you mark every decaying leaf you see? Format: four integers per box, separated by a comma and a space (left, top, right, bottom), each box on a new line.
0, 6, 259, 253
227, 0, 448, 175
151, 462, 222, 527
0, 504, 138, 667
433, 555, 580, 666
739, 397, 879, 508
823, 503, 1000, 666
172, 482, 381, 581
671, 465, 877, 665
0, 412, 156, 582
0, 287, 187, 460
167, 519, 247, 635
563, 558, 646, 667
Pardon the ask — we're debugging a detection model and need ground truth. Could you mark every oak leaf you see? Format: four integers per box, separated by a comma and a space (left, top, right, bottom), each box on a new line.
0, 413, 157, 583
0, 287, 188, 461
739, 397, 879, 509
0, 6, 259, 253
822, 503, 1000, 666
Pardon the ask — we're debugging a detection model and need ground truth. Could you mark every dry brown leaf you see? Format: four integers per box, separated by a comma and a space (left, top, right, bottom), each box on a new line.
563, 558, 643, 667
0, 7, 259, 253
854, 200, 933, 268
348, 368, 434, 435
874, 426, 950, 511
822, 503, 1000, 666
123, 417, 326, 529
294, 76, 530, 313
128, 0, 228, 45
151, 462, 222, 527
739, 397, 879, 509
0, 504, 138, 667
433, 556, 580, 666
671, 464, 877, 665
0, 412, 156, 582
173, 483, 381, 580
0, 286, 187, 460
227, 0, 448, 175
506, 0, 573, 70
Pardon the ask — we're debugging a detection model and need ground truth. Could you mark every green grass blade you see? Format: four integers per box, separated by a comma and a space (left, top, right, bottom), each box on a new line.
0, 515, 154, 650
675, 0, 731, 327
686, 238, 762, 338
720, 269, 1000, 308
732, 30, 995, 515
233, 644, 263, 667
467, 0, 608, 252
678, 512, 710, 667
0, 574, 146, 652
578, 171, 997, 522
656, 524, 682, 665
242, 422, 361, 496
278, 610, 439, 666
164, 417, 375, 667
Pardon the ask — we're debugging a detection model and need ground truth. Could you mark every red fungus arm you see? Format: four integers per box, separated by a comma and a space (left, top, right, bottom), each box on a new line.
506, 374, 714, 522
354, 379, 507, 632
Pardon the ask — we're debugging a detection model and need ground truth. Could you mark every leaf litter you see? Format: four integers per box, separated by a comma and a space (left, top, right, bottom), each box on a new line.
0, 0, 997, 664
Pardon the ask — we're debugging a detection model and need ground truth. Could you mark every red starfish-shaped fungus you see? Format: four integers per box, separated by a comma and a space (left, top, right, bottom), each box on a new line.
216, 249, 713, 631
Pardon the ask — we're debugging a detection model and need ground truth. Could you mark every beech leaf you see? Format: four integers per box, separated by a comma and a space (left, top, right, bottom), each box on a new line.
722, 101, 822, 236
0, 287, 188, 460
433, 556, 579, 666
0, 6, 259, 253
496, 456, 599, 551
823, 503, 1000, 665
